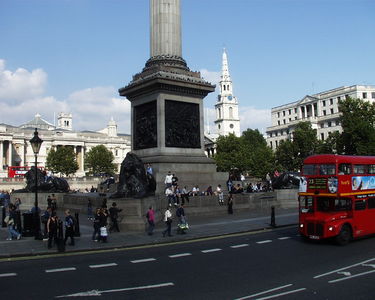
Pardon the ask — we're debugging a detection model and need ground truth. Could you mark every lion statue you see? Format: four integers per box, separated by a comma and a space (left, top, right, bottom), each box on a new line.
110, 153, 156, 198
15, 166, 70, 193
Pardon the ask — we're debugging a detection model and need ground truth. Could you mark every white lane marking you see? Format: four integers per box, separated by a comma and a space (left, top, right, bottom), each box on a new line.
230, 244, 249, 248
0, 273, 17, 277
234, 284, 293, 300
329, 269, 375, 283
169, 253, 192, 258
89, 263, 118, 269
278, 237, 291, 240
130, 258, 156, 264
337, 271, 351, 276
256, 240, 272, 244
255, 288, 306, 300
46, 267, 76, 273
362, 263, 375, 268
314, 258, 375, 278
201, 248, 222, 253
55, 282, 174, 298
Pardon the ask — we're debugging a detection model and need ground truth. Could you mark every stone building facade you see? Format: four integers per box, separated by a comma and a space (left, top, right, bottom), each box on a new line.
0, 113, 131, 178
266, 85, 375, 150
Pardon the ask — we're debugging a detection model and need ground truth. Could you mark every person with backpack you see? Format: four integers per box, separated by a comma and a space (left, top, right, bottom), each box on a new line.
64, 209, 75, 246
146, 206, 155, 236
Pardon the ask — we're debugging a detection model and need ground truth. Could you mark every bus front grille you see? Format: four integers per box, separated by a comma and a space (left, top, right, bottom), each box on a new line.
307, 222, 324, 236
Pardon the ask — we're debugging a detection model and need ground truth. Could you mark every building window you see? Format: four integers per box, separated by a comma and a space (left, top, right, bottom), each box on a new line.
323, 110, 326, 116
337, 96, 340, 101
115, 149, 118, 156
345, 94, 349, 99
330, 98, 333, 105
278, 120, 280, 125
330, 108, 334, 114
294, 108, 297, 113
283, 111, 286, 116
229, 107, 233, 118
289, 109, 291, 115
321, 133, 324, 140
363, 92, 367, 99
277, 112, 280, 118
270, 141, 273, 149
223, 85, 226, 91
289, 118, 291, 122
295, 116, 297, 120
372, 92, 375, 99
275, 140, 278, 147
320, 123, 324, 128
230, 124, 234, 129
283, 119, 286, 124
322, 100, 326, 106
328, 121, 332, 127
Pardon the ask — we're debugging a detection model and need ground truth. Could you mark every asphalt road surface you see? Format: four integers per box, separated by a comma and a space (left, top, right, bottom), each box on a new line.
1, 226, 375, 299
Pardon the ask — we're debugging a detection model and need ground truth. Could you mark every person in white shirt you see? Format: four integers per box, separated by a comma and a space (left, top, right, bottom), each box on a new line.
162, 207, 173, 237
164, 171, 173, 188
216, 184, 224, 205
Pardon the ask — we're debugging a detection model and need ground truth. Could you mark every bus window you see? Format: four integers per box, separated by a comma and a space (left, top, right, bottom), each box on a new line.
369, 165, 375, 174
317, 197, 351, 212
368, 198, 375, 209
353, 164, 367, 175
319, 164, 336, 175
302, 164, 316, 175
355, 200, 366, 210
300, 196, 313, 213
338, 163, 351, 175
334, 198, 352, 211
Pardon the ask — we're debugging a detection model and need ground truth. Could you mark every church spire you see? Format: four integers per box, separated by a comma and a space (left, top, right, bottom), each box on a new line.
221, 48, 231, 82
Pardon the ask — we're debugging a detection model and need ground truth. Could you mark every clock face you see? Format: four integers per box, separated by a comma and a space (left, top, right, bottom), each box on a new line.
228, 95, 233, 100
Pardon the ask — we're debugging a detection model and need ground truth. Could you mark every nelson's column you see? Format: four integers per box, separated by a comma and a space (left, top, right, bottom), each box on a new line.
119, 0, 226, 194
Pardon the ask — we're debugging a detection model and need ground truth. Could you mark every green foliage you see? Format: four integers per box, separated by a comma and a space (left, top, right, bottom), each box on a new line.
316, 131, 343, 154
338, 97, 375, 155
84, 145, 116, 176
46, 146, 79, 176
213, 129, 274, 178
275, 122, 318, 171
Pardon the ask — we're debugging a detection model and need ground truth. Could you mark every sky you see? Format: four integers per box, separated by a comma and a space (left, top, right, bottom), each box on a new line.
1, 0, 374, 135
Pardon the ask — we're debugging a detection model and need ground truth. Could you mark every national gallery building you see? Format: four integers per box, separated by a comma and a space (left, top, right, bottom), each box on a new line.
0, 113, 131, 178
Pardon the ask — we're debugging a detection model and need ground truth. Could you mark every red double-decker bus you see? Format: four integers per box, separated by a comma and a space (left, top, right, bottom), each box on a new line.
299, 154, 375, 245
7, 166, 44, 178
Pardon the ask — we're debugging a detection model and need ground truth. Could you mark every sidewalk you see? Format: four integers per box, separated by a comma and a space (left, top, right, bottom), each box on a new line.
0, 207, 298, 259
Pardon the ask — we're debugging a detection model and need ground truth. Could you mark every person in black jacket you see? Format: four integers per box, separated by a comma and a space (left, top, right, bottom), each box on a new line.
64, 209, 75, 246
47, 212, 58, 249
109, 202, 122, 233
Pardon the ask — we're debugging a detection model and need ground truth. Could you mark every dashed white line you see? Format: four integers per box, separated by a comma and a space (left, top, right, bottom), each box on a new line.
201, 248, 222, 253
169, 253, 192, 258
255, 288, 306, 300
45, 267, 77, 273
0, 273, 17, 278
230, 244, 249, 249
234, 284, 293, 300
130, 258, 156, 264
329, 269, 375, 283
278, 237, 291, 240
256, 240, 272, 244
89, 263, 118, 269
314, 258, 375, 278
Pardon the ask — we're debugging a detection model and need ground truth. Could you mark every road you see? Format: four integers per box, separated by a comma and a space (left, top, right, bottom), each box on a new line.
1, 226, 375, 299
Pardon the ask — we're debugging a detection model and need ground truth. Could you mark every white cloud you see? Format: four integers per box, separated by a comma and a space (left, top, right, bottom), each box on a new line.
0, 59, 47, 103
200, 69, 220, 87
0, 60, 131, 133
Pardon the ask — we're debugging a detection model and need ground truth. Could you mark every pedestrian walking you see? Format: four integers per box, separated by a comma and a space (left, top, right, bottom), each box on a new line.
216, 184, 224, 205
64, 209, 75, 246
99, 207, 109, 242
164, 171, 173, 188
87, 199, 93, 220
227, 193, 234, 214
47, 212, 58, 249
92, 208, 101, 241
109, 202, 122, 233
162, 207, 173, 237
146, 206, 155, 235
5, 205, 21, 241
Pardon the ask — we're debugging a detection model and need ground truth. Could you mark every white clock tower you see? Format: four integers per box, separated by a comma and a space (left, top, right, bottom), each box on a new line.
215, 49, 240, 137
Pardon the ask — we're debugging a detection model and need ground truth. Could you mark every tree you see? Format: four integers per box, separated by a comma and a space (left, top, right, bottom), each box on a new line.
46, 146, 79, 176
338, 97, 375, 155
275, 121, 319, 171
84, 145, 116, 176
316, 131, 343, 154
213, 129, 275, 178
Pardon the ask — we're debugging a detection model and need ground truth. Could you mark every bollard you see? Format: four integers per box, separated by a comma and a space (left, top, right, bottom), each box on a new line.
2, 206, 6, 228
74, 212, 80, 237
270, 206, 276, 228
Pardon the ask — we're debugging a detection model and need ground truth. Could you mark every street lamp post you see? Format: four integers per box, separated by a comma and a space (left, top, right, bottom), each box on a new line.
29, 128, 43, 240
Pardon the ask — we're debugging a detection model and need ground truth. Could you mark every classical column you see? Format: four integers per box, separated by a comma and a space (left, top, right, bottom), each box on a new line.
7, 141, 12, 167
311, 103, 315, 118
150, 0, 182, 58
0, 141, 3, 170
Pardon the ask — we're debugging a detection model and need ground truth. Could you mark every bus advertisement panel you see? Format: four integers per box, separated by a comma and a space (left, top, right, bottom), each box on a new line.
299, 154, 375, 245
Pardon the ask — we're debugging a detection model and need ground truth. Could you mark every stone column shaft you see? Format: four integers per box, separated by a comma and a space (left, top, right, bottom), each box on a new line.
150, 0, 182, 58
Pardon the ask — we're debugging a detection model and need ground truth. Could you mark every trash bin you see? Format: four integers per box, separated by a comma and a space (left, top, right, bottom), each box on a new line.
22, 212, 34, 237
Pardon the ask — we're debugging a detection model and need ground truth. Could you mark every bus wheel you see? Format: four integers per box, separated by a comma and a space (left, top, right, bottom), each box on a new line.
335, 225, 352, 246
